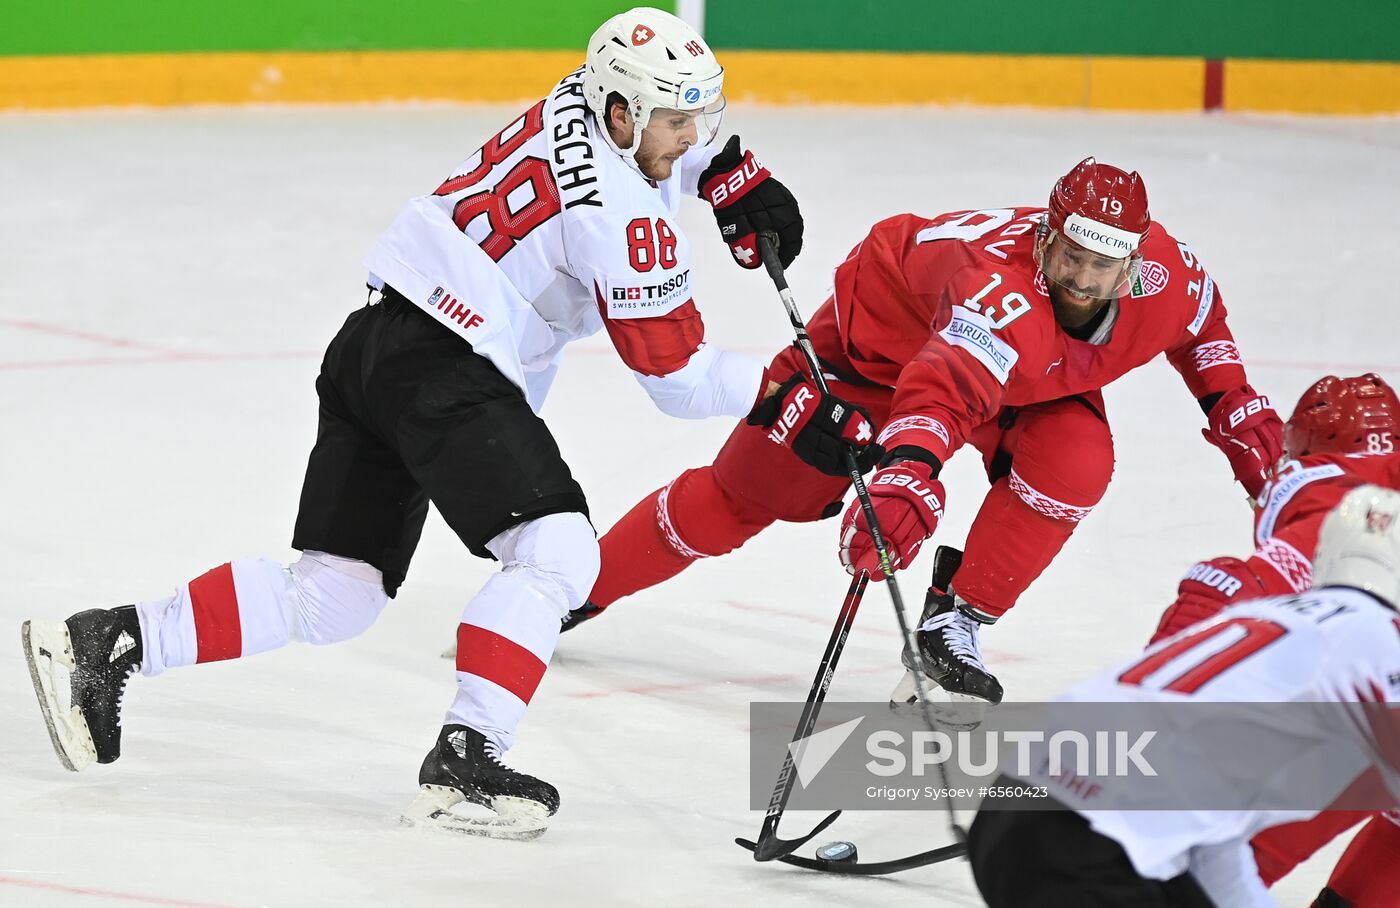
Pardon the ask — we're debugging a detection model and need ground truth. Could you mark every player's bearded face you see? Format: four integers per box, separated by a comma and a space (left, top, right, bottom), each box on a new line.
1038, 232, 1134, 324
633, 108, 701, 180
609, 105, 703, 181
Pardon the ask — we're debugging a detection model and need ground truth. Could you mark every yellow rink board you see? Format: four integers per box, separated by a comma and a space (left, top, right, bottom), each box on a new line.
2, 49, 1398, 113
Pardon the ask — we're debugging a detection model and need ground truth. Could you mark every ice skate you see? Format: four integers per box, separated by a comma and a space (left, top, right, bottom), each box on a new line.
559, 601, 605, 634
401, 725, 559, 840
889, 547, 1004, 710
22, 605, 143, 771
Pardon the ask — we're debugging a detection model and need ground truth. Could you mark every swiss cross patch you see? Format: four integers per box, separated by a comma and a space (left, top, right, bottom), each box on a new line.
632, 24, 653, 45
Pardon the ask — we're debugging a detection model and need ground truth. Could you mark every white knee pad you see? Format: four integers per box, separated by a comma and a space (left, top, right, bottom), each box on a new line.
286, 551, 388, 645
485, 511, 600, 619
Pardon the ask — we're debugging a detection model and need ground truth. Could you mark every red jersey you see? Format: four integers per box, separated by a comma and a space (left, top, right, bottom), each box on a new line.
806, 207, 1251, 464
1248, 452, 1400, 594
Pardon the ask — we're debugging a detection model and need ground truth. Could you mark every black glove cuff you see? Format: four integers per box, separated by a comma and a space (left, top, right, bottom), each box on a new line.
879, 445, 944, 477
1197, 391, 1225, 416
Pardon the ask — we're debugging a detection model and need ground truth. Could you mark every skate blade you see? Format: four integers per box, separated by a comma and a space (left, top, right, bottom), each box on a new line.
887, 670, 992, 730
888, 669, 919, 709
399, 785, 550, 841
21, 620, 97, 772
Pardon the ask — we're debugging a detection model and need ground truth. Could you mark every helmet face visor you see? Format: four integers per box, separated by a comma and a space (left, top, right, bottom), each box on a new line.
1039, 230, 1137, 301
652, 73, 726, 146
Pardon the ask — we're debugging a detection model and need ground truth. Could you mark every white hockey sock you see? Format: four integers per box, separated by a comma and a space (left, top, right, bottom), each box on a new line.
136, 552, 386, 676
447, 512, 599, 750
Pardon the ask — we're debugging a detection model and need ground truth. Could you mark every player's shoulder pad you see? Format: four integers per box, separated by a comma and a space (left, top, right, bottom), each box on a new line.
1130, 220, 1224, 335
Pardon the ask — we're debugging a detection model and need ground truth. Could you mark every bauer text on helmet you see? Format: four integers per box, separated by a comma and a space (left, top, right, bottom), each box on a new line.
1313, 484, 1400, 607
583, 7, 726, 165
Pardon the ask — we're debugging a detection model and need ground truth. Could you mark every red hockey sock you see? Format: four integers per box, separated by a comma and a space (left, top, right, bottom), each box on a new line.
1251, 811, 1369, 885
591, 468, 774, 608
1326, 814, 1400, 906
955, 478, 1078, 619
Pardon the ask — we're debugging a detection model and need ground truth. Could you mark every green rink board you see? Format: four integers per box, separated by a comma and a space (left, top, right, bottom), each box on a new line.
0, 1, 665, 56
704, 0, 1400, 62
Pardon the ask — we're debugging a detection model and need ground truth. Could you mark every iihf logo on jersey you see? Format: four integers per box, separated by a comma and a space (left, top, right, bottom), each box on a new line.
428, 286, 445, 307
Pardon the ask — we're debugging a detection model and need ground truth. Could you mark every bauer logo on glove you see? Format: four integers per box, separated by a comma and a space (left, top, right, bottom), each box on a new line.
746, 373, 878, 476
698, 135, 803, 270
839, 459, 946, 576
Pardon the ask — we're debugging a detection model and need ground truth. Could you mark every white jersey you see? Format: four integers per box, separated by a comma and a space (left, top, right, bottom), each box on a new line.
1029, 587, 1400, 903
364, 67, 764, 416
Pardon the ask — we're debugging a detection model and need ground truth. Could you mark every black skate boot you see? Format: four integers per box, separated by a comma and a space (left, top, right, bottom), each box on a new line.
559, 601, 605, 634
22, 605, 143, 771
401, 725, 559, 840
891, 547, 1004, 707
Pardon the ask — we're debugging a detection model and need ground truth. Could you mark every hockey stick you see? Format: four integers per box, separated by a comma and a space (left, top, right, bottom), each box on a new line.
747, 569, 869, 862
735, 838, 967, 875
741, 232, 969, 868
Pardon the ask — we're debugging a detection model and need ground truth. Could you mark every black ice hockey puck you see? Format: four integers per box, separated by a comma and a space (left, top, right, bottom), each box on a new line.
815, 840, 858, 863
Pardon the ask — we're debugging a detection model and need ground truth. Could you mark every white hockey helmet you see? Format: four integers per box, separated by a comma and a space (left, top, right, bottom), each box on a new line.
583, 7, 726, 158
1313, 484, 1400, 607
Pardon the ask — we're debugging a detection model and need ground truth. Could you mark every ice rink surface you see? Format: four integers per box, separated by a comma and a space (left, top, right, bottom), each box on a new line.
3, 101, 1399, 907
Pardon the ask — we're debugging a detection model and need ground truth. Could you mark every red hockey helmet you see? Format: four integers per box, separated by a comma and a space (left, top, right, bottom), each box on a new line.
1039, 158, 1152, 300
1284, 373, 1400, 458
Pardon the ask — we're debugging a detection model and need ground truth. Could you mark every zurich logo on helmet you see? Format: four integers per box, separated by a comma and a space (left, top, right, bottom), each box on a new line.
683, 87, 701, 104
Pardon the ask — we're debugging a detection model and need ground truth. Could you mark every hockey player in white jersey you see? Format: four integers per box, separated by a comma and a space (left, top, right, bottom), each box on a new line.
19, 8, 870, 840
969, 485, 1400, 907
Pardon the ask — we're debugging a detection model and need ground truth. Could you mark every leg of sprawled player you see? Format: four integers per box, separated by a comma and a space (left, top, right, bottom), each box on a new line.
22, 551, 387, 771
1321, 812, 1400, 907
1249, 809, 1370, 886
910, 398, 1113, 705
581, 467, 775, 623
408, 512, 597, 839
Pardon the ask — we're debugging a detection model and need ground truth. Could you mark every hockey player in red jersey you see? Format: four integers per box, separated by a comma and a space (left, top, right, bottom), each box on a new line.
1154, 373, 1400, 642
1149, 372, 1400, 908
17, 8, 861, 839
969, 484, 1400, 908
581, 157, 1283, 705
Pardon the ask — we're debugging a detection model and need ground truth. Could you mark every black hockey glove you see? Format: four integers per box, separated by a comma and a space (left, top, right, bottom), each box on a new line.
698, 135, 803, 270
747, 373, 881, 477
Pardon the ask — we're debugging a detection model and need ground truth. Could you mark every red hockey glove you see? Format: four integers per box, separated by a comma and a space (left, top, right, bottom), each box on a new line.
698, 135, 802, 270
1202, 386, 1285, 499
838, 460, 944, 576
747, 373, 879, 476
1150, 556, 1269, 644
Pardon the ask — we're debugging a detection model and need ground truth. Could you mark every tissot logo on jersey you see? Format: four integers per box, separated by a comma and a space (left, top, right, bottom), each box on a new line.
607, 270, 691, 317
611, 270, 690, 301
